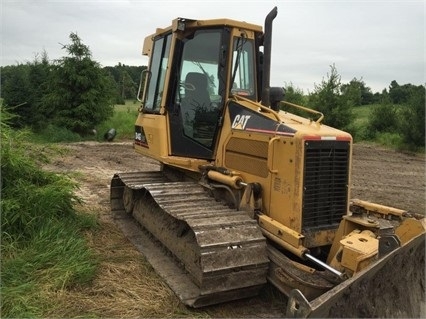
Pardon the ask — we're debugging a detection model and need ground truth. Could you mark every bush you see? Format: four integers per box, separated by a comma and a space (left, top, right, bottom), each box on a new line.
366, 103, 399, 139
399, 86, 425, 149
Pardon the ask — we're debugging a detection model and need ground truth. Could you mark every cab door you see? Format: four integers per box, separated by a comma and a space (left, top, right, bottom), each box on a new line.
167, 28, 226, 159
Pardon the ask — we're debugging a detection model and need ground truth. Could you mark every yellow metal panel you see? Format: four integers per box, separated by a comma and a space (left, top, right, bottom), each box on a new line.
395, 218, 426, 245
134, 114, 169, 160
268, 135, 302, 232
340, 232, 378, 273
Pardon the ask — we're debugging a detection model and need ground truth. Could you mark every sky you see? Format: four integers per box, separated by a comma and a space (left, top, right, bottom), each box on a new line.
1, 0, 424, 93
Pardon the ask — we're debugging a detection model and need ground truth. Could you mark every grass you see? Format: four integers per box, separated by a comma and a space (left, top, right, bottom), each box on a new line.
31, 100, 140, 143
1, 218, 98, 317
0, 110, 98, 318
352, 104, 373, 128
95, 100, 139, 141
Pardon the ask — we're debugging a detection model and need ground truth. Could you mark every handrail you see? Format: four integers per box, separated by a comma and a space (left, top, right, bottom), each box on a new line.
267, 136, 280, 174
280, 101, 324, 124
233, 95, 282, 122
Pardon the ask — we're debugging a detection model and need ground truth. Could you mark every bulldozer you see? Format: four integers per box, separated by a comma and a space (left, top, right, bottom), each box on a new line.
110, 7, 425, 317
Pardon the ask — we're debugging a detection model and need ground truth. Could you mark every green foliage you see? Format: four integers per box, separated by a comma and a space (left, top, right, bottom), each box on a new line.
366, 103, 399, 139
341, 78, 374, 106
398, 85, 425, 149
1, 109, 78, 241
41, 32, 115, 134
1, 219, 97, 317
1, 53, 52, 129
283, 82, 306, 105
375, 132, 403, 148
104, 63, 145, 102
32, 124, 84, 143
95, 100, 139, 140
0, 53, 143, 133
1, 107, 98, 318
1, 64, 31, 127
388, 80, 420, 105
308, 64, 354, 131
364, 85, 425, 149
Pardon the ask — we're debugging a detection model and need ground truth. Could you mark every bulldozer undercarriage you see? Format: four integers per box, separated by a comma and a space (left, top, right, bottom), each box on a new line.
111, 171, 271, 307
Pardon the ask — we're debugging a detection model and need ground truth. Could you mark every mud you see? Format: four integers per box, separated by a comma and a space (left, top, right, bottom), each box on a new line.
44, 141, 425, 317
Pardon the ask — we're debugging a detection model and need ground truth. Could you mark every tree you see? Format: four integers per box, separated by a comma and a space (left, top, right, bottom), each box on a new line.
103, 64, 146, 102
308, 64, 353, 131
27, 51, 52, 129
398, 85, 425, 148
1, 64, 32, 127
42, 32, 114, 134
388, 80, 420, 105
283, 82, 306, 105
341, 78, 374, 106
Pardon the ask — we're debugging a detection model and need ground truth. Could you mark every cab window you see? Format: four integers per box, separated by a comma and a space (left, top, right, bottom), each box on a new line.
144, 33, 172, 112
230, 37, 256, 100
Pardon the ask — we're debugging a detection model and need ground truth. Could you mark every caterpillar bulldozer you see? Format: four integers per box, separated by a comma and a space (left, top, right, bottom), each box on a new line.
110, 7, 425, 317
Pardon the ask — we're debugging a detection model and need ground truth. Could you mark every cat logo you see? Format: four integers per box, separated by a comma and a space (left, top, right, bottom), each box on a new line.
231, 115, 251, 130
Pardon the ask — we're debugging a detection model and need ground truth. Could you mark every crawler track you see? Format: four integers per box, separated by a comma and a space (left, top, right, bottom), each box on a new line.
110, 171, 269, 307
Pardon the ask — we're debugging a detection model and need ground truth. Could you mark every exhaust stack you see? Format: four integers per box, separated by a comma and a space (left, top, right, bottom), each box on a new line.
261, 6, 278, 108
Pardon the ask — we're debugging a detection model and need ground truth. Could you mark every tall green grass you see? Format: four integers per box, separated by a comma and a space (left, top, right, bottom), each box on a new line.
1, 219, 97, 317
1, 107, 98, 318
95, 100, 139, 141
352, 104, 373, 128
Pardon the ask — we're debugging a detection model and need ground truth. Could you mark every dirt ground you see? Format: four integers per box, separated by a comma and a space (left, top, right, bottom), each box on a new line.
43, 141, 425, 318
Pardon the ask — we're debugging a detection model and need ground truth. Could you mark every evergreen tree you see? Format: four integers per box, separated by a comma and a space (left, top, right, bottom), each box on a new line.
28, 51, 51, 129
42, 32, 114, 134
1, 64, 32, 127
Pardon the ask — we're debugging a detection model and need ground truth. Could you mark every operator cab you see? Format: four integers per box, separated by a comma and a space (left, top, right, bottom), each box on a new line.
139, 19, 262, 159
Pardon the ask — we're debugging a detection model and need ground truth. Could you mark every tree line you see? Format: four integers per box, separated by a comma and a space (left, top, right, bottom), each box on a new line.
283, 65, 425, 149
1, 33, 424, 149
0, 33, 145, 134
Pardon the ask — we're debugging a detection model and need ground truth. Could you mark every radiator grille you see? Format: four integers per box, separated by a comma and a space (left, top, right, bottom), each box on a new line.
302, 140, 350, 229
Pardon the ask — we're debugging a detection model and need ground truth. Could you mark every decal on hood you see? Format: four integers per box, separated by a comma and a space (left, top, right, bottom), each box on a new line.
228, 102, 296, 136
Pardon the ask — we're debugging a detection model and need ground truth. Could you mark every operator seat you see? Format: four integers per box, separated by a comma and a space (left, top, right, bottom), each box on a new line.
183, 72, 211, 110
181, 72, 218, 145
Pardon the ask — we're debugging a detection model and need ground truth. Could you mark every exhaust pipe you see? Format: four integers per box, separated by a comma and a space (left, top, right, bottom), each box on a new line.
261, 6, 278, 108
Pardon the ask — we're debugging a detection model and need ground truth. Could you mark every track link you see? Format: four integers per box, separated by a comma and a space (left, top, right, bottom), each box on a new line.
111, 171, 269, 307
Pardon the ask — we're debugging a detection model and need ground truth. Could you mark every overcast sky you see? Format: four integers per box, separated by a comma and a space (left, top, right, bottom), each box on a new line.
1, 0, 424, 93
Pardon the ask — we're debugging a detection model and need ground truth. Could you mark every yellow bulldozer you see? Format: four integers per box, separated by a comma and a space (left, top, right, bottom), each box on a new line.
110, 7, 425, 317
